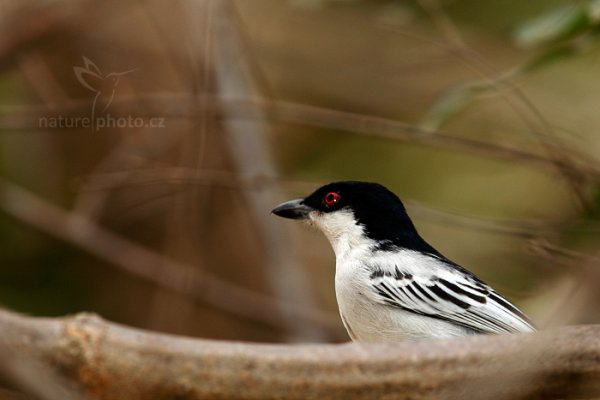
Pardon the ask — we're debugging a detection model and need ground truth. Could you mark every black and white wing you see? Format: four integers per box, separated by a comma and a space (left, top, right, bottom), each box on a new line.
368, 263, 535, 334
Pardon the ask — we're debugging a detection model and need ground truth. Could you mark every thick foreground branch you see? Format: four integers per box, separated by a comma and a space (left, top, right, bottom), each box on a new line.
0, 309, 599, 400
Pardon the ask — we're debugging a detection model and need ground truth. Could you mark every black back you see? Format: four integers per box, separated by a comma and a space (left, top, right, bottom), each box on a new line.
302, 181, 443, 256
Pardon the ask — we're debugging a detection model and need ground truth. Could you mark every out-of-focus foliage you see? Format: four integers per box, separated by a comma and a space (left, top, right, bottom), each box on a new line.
0, 0, 598, 347
514, 2, 600, 48
422, 0, 600, 131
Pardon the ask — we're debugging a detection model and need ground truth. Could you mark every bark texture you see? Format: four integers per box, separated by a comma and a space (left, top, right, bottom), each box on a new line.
0, 309, 599, 400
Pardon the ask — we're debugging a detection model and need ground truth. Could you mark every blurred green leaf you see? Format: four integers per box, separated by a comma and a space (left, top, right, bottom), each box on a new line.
513, 4, 591, 48
418, 80, 497, 132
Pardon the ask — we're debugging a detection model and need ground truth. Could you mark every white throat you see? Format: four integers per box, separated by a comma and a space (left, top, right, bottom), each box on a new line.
308, 209, 374, 259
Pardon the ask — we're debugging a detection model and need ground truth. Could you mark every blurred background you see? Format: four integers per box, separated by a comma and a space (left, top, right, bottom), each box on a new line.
0, 0, 599, 344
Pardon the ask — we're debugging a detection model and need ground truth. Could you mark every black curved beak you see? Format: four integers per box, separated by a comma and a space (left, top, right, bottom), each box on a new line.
271, 199, 313, 220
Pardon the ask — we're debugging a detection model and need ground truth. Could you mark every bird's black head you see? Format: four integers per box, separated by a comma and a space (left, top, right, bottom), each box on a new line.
272, 181, 439, 254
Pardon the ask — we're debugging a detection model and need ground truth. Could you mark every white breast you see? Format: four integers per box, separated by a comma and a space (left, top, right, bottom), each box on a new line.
309, 208, 473, 341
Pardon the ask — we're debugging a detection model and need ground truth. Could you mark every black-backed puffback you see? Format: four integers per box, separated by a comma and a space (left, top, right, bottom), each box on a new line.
272, 181, 535, 341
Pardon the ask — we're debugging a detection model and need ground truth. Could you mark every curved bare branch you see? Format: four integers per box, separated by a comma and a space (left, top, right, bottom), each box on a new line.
0, 309, 599, 399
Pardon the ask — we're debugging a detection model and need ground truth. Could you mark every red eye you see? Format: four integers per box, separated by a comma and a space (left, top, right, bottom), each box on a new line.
323, 192, 340, 206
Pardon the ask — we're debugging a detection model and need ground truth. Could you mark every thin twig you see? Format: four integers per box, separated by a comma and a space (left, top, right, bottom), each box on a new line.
3, 95, 598, 180
414, 0, 591, 208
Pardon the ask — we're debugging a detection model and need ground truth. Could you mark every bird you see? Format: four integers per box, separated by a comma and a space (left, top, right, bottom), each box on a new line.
271, 181, 536, 341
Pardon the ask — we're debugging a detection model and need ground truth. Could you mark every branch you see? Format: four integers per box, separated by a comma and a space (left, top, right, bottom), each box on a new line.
2, 96, 600, 182
211, 0, 327, 341
0, 309, 599, 400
